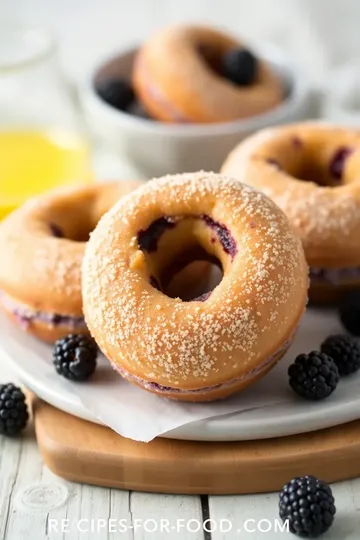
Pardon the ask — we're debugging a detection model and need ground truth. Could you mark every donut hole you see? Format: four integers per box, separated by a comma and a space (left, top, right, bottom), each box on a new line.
137, 215, 235, 301
47, 219, 95, 242
165, 260, 223, 301
197, 43, 225, 76
296, 146, 354, 186
268, 143, 355, 187
45, 205, 101, 243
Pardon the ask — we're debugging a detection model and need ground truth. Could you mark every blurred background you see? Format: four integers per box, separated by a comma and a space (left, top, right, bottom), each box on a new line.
2, 0, 357, 85
1, 0, 360, 212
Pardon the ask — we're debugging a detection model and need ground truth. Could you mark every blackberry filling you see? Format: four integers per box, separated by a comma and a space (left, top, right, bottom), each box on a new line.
266, 143, 354, 186
49, 223, 64, 238
137, 217, 176, 252
201, 215, 237, 259
137, 215, 236, 300
329, 146, 353, 180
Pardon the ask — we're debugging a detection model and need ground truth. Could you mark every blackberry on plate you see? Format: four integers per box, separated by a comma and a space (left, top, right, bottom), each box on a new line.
279, 475, 336, 538
321, 334, 360, 376
53, 334, 98, 382
288, 352, 339, 400
222, 48, 258, 86
339, 291, 360, 336
0, 383, 29, 436
95, 77, 135, 111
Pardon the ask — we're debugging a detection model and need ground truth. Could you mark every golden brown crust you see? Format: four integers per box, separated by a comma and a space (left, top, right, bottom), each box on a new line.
222, 123, 360, 267
0, 180, 144, 343
133, 25, 283, 124
83, 172, 308, 400
0, 181, 143, 316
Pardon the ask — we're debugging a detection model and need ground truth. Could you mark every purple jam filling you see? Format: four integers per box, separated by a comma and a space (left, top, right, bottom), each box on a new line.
49, 223, 64, 238
310, 265, 360, 285
329, 146, 353, 180
137, 217, 176, 252
140, 215, 237, 299
113, 332, 293, 395
201, 215, 237, 259
138, 215, 237, 259
0, 291, 86, 329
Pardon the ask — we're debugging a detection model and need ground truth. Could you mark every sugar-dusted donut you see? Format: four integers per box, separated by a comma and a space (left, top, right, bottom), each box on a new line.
0, 181, 144, 343
82, 172, 308, 402
222, 122, 360, 303
133, 25, 283, 124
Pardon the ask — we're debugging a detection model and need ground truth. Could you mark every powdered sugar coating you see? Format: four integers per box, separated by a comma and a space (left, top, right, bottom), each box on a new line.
222, 123, 360, 265
83, 172, 308, 392
0, 181, 143, 318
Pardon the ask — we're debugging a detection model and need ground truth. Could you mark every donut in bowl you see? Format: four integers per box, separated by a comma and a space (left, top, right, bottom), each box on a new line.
133, 25, 284, 124
0, 181, 143, 343
222, 122, 360, 303
82, 172, 308, 402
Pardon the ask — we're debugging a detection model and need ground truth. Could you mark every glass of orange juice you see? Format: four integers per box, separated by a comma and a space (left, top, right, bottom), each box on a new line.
0, 22, 92, 219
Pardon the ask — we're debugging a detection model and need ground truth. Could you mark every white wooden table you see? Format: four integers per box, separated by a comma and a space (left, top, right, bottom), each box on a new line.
1, 359, 360, 540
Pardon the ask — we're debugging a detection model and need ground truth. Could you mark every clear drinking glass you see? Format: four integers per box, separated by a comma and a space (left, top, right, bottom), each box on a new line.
0, 22, 92, 219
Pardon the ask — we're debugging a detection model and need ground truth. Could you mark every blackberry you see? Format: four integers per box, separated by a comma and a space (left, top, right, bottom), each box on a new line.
279, 476, 336, 537
0, 384, 29, 436
53, 334, 98, 381
222, 48, 258, 86
339, 291, 360, 336
95, 77, 135, 111
321, 334, 360, 376
288, 352, 339, 400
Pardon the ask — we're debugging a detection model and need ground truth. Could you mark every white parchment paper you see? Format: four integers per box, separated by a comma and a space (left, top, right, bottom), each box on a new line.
0, 308, 358, 442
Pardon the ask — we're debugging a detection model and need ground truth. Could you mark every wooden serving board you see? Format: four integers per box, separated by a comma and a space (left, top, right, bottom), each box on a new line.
31, 396, 360, 495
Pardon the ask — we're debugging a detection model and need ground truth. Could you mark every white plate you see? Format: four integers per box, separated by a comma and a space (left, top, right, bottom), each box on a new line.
1, 307, 360, 441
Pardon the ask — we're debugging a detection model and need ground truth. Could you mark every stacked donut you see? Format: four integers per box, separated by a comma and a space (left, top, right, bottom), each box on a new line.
0, 181, 142, 342
97, 24, 284, 124
82, 172, 308, 401
222, 122, 360, 303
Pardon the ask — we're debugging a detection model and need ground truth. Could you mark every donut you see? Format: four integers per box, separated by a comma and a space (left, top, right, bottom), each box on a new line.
82, 172, 308, 402
0, 181, 143, 343
221, 122, 360, 303
132, 25, 283, 124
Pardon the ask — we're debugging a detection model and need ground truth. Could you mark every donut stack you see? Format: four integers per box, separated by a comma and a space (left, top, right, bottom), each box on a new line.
222, 122, 360, 303
82, 172, 308, 401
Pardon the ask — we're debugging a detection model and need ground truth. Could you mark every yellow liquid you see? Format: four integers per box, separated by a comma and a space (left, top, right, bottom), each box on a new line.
0, 130, 92, 219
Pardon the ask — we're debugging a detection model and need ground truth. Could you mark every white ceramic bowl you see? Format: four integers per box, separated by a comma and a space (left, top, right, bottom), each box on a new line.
80, 45, 314, 177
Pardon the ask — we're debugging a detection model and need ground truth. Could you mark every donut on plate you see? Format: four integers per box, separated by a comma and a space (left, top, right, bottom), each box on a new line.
0, 181, 143, 343
222, 122, 360, 303
82, 172, 308, 402
133, 25, 283, 124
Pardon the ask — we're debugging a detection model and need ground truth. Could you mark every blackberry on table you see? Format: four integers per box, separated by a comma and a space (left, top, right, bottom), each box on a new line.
0, 384, 29, 436
53, 334, 98, 382
288, 352, 339, 400
279, 475, 336, 537
321, 334, 360, 376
